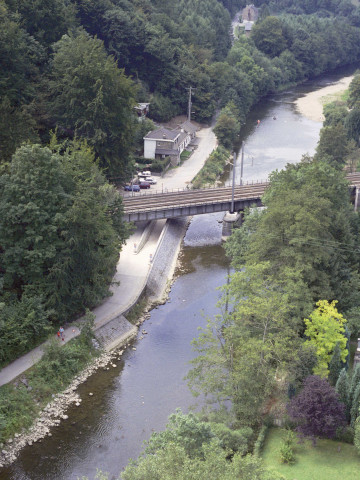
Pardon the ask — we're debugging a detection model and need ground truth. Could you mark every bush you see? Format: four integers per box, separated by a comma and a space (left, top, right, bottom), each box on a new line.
0, 384, 39, 442
279, 442, 296, 464
335, 425, 354, 444
209, 423, 253, 455
192, 146, 230, 188
253, 425, 268, 456
279, 429, 296, 464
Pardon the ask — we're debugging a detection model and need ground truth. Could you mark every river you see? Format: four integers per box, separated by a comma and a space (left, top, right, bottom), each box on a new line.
0, 65, 357, 480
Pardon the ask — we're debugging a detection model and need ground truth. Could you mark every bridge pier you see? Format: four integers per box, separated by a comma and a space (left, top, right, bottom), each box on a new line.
222, 211, 242, 239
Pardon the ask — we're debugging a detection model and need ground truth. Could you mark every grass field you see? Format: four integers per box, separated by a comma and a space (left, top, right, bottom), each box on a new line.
262, 428, 360, 480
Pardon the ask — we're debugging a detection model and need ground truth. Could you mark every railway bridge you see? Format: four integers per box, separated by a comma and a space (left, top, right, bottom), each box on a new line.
123, 173, 360, 223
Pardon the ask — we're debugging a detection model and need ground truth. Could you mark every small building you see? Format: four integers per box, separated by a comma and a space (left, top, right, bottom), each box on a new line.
242, 4, 259, 22
135, 103, 150, 118
244, 21, 253, 37
143, 122, 197, 165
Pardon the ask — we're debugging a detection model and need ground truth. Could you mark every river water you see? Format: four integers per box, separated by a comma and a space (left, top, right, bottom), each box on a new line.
0, 65, 356, 480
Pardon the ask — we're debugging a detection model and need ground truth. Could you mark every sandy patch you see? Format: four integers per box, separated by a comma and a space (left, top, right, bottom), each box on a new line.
295, 75, 353, 122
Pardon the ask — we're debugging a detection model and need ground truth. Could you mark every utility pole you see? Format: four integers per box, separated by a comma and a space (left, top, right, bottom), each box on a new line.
187, 87, 195, 122
240, 142, 244, 186
230, 151, 236, 214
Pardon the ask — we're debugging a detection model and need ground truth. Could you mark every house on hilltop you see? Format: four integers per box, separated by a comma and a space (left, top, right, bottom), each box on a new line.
143, 121, 197, 166
242, 4, 259, 22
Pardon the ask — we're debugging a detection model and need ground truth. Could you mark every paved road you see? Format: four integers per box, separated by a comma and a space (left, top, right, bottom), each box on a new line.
0, 126, 217, 386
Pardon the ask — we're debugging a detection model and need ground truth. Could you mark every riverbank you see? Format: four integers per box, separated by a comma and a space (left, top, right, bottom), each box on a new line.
295, 75, 354, 122
0, 125, 216, 468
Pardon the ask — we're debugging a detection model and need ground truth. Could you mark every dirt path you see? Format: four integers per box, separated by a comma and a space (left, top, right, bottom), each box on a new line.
295, 75, 353, 122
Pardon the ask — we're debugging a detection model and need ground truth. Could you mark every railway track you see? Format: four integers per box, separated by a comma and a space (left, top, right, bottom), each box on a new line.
122, 173, 360, 214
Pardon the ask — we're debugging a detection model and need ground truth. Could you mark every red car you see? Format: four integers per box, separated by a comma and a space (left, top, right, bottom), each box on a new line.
139, 181, 151, 189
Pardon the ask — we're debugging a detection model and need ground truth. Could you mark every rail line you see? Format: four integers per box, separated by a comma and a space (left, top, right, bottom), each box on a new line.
123, 173, 360, 216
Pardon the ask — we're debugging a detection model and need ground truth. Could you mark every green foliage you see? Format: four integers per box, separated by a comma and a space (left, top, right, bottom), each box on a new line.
0, 294, 51, 367
354, 411, 360, 455
279, 441, 296, 464
47, 29, 138, 177
348, 74, 360, 110
209, 423, 253, 456
252, 16, 287, 57
213, 104, 241, 149
279, 429, 296, 464
0, 141, 129, 357
345, 306, 360, 337
187, 263, 302, 427
323, 101, 348, 127
329, 343, 345, 386
344, 109, 360, 144
289, 343, 318, 390
254, 425, 268, 457
145, 410, 215, 460
0, 325, 99, 442
336, 369, 351, 421
0, 383, 39, 442
351, 383, 360, 428
123, 441, 281, 480
315, 123, 351, 168
192, 146, 230, 188
350, 364, 360, 408
304, 300, 348, 378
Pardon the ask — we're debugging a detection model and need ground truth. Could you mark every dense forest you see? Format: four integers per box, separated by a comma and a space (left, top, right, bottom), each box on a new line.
2, 0, 360, 174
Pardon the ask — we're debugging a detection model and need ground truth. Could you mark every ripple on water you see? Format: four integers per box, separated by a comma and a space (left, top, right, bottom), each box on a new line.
183, 212, 223, 247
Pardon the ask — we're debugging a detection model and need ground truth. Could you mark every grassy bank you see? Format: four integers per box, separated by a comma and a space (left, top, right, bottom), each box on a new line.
191, 146, 230, 189
0, 318, 100, 443
262, 428, 360, 480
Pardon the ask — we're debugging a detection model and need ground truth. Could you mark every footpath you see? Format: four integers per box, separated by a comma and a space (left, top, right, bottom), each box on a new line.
0, 125, 217, 387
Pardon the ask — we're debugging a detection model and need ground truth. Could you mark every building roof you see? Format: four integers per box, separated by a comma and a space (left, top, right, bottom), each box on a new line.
180, 120, 197, 134
245, 21, 253, 31
178, 131, 188, 144
144, 127, 179, 141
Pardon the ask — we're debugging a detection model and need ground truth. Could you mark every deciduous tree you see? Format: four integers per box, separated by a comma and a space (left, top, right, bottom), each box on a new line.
288, 375, 346, 442
304, 300, 347, 378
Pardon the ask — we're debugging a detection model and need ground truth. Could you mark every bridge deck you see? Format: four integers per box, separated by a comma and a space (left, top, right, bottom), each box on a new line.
122, 173, 360, 221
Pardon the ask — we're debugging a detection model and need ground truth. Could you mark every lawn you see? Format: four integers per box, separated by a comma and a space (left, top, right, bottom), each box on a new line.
262, 428, 360, 480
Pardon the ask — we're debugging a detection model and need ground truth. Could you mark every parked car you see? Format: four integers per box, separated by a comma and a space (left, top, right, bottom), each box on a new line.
141, 170, 151, 176
139, 181, 151, 189
145, 176, 157, 184
124, 184, 140, 192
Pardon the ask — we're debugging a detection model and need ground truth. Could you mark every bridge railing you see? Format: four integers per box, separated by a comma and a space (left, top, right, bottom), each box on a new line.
121, 178, 270, 197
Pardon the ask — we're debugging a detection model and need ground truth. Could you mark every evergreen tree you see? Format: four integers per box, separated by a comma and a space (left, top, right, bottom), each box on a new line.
351, 383, 360, 427
350, 364, 360, 407
336, 368, 350, 422
328, 343, 344, 386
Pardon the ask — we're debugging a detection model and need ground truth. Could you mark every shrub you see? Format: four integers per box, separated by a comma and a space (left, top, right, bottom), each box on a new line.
192, 146, 230, 188
253, 425, 268, 456
209, 423, 253, 455
279, 442, 296, 464
0, 384, 38, 442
